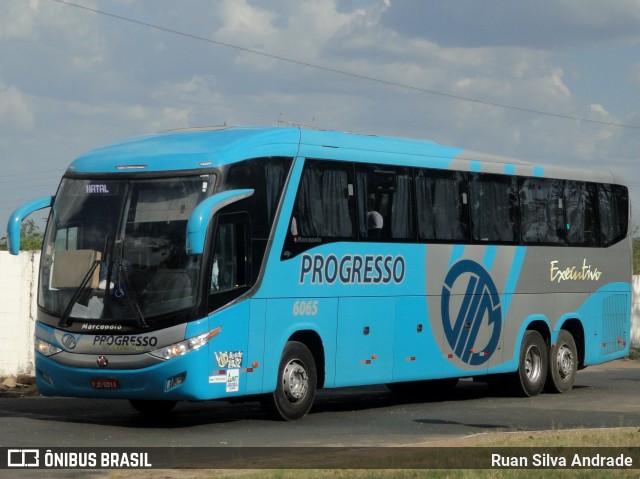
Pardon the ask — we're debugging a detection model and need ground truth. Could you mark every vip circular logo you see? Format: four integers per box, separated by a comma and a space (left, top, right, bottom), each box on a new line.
61, 333, 77, 350
441, 259, 502, 366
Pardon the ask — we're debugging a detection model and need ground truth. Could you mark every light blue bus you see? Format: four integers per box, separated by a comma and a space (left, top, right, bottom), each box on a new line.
7, 126, 631, 420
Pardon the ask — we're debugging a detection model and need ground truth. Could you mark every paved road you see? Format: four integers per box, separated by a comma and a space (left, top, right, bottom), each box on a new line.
1, 360, 639, 448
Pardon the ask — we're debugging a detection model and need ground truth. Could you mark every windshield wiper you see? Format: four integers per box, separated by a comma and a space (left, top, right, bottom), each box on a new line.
114, 261, 149, 329
58, 259, 102, 328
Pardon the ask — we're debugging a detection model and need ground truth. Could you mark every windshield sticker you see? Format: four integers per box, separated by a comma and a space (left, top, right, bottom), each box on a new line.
85, 184, 111, 194
549, 259, 602, 283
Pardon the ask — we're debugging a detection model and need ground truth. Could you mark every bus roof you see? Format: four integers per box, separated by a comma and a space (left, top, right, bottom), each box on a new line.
67, 125, 622, 185
68, 126, 301, 173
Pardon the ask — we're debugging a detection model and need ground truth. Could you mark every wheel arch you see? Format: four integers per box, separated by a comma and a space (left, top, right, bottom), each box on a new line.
288, 329, 326, 389
524, 317, 552, 347
555, 317, 586, 369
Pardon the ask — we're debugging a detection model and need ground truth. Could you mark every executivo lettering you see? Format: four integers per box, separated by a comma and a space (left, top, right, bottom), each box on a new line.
549, 259, 602, 283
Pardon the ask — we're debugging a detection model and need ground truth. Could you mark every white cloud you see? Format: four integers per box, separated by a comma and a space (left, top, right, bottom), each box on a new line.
152, 75, 222, 104
589, 104, 610, 116
0, 84, 35, 132
213, 0, 385, 70
145, 107, 192, 133
0, 0, 102, 45
0, 0, 40, 41
543, 68, 571, 99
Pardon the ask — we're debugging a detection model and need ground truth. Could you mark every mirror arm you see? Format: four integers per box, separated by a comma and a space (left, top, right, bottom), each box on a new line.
186, 189, 254, 255
6, 196, 54, 255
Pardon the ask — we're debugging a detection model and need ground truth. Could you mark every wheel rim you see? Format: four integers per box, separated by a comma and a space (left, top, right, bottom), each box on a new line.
556, 344, 574, 379
524, 345, 542, 383
282, 359, 308, 403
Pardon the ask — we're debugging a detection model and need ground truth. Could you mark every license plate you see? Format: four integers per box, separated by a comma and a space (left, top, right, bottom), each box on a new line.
90, 377, 119, 389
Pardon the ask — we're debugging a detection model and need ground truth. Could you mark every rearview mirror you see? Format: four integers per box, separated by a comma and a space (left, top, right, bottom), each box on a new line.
7, 196, 54, 255
186, 189, 253, 255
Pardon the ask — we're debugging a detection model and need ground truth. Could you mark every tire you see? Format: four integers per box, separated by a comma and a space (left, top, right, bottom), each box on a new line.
262, 341, 317, 421
129, 399, 178, 415
545, 330, 578, 393
510, 330, 548, 397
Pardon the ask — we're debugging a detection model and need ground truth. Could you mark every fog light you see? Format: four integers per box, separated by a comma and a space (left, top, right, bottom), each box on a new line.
38, 369, 54, 386
165, 372, 187, 391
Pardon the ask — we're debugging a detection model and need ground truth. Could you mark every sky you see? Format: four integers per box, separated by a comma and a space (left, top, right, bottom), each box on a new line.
1, 0, 640, 234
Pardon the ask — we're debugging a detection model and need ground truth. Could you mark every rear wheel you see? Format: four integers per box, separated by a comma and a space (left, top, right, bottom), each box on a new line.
510, 330, 548, 397
262, 341, 317, 421
129, 399, 177, 416
546, 330, 578, 393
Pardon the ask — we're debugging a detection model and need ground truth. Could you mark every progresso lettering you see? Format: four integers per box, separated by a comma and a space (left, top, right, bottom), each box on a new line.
299, 253, 405, 285
92, 335, 158, 347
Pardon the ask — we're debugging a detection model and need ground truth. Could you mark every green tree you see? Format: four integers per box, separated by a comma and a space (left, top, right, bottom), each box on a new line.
0, 220, 44, 251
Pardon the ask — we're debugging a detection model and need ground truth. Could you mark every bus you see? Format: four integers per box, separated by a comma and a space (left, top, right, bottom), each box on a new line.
7, 126, 631, 420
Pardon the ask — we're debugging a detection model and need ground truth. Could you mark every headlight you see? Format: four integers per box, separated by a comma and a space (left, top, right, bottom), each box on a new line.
149, 327, 221, 361
35, 338, 63, 357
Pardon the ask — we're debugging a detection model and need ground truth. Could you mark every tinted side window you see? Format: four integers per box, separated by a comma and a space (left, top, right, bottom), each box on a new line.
208, 213, 251, 312
224, 157, 293, 283
599, 184, 629, 246
520, 178, 565, 245
564, 181, 599, 246
291, 159, 355, 239
224, 157, 292, 239
415, 169, 469, 242
469, 173, 519, 243
355, 165, 415, 241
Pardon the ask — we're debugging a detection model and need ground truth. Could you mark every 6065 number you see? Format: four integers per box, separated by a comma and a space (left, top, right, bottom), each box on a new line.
292, 300, 318, 316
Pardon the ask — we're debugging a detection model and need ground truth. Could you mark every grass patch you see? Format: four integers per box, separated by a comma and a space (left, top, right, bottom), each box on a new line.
627, 347, 640, 361
217, 429, 640, 478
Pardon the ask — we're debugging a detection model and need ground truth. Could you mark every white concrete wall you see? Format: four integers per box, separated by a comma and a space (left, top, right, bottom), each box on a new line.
633, 276, 640, 347
0, 249, 639, 376
0, 251, 39, 376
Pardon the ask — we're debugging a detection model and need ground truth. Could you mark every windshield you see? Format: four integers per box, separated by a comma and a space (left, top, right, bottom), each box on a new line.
39, 175, 216, 325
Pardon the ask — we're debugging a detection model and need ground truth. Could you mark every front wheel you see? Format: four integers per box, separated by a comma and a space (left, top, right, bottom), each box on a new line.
545, 330, 578, 393
262, 341, 317, 421
510, 330, 548, 397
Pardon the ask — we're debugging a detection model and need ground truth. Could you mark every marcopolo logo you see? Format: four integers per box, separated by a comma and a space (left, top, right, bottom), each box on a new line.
61, 334, 78, 350
441, 259, 502, 366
